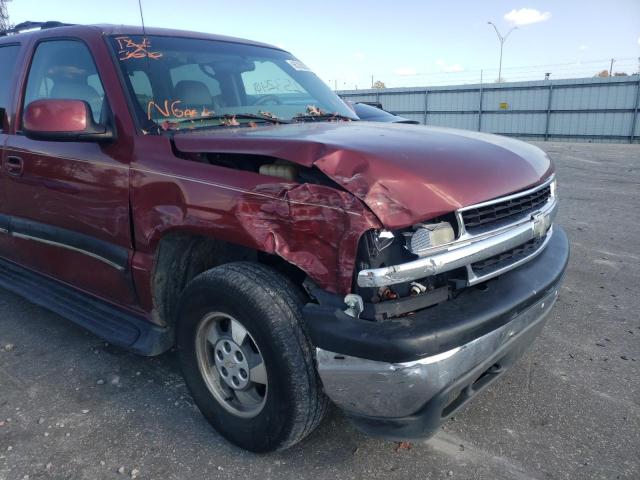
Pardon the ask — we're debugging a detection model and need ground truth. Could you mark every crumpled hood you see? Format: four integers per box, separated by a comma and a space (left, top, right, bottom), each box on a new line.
173, 122, 553, 229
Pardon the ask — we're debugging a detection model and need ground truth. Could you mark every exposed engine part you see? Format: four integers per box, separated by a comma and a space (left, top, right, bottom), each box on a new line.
344, 294, 364, 318
404, 222, 455, 255
259, 163, 298, 181
410, 281, 428, 295
379, 287, 398, 300
185, 152, 342, 189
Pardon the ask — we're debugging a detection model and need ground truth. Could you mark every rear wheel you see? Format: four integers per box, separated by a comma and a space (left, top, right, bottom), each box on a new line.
176, 262, 328, 452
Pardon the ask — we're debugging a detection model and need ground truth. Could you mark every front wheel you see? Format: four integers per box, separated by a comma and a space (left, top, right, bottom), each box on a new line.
176, 262, 328, 452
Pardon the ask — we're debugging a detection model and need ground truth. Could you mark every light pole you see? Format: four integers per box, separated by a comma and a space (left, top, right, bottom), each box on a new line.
488, 21, 517, 83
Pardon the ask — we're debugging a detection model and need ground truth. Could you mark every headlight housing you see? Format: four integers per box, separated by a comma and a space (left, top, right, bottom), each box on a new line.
370, 229, 395, 252
403, 222, 455, 256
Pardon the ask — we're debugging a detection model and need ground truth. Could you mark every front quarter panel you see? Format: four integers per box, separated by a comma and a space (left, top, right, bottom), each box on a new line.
130, 136, 381, 310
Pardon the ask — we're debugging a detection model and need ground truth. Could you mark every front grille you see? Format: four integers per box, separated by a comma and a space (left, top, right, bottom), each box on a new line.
462, 185, 551, 230
472, 236, 545, 274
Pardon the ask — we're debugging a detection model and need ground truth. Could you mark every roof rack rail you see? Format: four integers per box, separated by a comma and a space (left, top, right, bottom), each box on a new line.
0, 21, 74, 37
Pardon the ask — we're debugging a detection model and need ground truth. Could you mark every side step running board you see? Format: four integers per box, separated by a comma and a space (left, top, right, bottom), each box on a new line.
0, 258, 172, 356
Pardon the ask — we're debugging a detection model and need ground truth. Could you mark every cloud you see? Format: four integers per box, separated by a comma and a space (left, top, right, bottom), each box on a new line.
504, 8, 551, 26
579, 45, 589, 51
638, 37, 640, 45
443, 64, 464, 73
394, 67, 418, 76
354, 52, 365, 61
435, 60, 464, 73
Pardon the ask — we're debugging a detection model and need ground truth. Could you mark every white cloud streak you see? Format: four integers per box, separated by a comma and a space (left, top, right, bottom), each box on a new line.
504, 8, 551, 26
435, 59, 464, 73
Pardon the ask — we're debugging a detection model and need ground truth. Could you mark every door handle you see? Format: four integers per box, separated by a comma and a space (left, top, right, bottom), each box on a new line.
5, 156, 24, 177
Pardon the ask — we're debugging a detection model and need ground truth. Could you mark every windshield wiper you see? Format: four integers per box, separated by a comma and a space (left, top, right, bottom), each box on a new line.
292, 113, 356, 122
165, 113, 290, 126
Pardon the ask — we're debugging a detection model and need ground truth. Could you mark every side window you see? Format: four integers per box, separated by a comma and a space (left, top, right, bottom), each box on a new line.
170, 64, 221, 97
241, 61, 304, 96
0, 45, 21, 131
127, 70, 153, 106
23, 40, 105, 123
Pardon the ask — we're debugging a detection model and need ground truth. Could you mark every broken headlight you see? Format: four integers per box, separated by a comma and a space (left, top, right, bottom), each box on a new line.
371, 229, 395, 252
403, 222, 455, 256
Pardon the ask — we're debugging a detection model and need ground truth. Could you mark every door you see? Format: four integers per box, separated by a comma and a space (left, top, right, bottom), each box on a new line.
2, 38, 136, 306
0, 43, 22, 257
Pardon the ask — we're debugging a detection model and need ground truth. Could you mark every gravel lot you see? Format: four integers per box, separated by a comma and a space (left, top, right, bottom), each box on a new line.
1, 141, 639, 480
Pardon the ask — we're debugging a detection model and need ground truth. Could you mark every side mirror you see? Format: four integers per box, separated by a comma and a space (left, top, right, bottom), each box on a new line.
23, 99, 114, 142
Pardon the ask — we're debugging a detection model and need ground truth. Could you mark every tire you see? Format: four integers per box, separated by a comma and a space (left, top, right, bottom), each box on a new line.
175, 262, 328, 452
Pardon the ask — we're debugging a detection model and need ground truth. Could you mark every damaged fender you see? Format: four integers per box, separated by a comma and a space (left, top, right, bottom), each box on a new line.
130, 136, 381, 302
233, 181, 381, 293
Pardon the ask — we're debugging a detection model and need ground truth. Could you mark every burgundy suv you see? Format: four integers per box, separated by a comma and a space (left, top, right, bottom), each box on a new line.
0, 22, 569, 452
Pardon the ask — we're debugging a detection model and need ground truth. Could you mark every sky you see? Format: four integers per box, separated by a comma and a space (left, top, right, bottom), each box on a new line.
6, 0, 640, 89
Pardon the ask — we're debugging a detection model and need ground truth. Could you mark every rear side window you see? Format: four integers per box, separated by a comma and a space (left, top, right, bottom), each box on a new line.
0, 45, 20, 130
241, 60, 304, 95
127, 70, 153, 105
170, 64, 221, 97
23, 40, 105, 123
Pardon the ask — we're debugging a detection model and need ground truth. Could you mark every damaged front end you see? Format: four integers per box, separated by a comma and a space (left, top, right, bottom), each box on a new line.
305, 225, 569, 440
166, 126, 569, 440
300, 174, 568, 441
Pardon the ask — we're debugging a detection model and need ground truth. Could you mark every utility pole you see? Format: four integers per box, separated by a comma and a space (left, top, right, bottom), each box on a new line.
609, 58, 615, 76
487, 21, 517, 83
370, 75, 374, 89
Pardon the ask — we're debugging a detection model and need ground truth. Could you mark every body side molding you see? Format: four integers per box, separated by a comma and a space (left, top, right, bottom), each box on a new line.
5, 216, 130, 271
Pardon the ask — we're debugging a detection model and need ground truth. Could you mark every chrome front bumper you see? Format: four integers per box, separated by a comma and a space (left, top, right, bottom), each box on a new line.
316, 285, 558, 420
357, 177, 557, 288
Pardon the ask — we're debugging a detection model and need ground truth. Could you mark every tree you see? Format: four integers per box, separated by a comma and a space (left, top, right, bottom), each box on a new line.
372, 80, 386, 89
594, 70, 628, 78
0, 0, 12, 32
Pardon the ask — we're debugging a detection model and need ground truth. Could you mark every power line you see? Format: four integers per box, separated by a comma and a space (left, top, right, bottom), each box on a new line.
332, 56, 639, 89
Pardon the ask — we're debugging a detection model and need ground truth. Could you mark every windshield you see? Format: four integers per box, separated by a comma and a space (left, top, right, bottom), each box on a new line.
110, 35, 357, 131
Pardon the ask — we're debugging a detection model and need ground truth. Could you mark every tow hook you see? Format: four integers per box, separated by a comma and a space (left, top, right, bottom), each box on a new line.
343, 294, 364, 318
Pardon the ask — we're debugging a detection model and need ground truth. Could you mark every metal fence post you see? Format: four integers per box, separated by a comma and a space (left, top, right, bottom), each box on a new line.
478, 85, 484, 131
544, 83, 553, 141
423, 90, 428, 125
630, 78, 640, 144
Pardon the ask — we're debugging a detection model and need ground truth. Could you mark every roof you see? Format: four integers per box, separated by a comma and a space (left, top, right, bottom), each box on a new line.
0, 22, 283, 51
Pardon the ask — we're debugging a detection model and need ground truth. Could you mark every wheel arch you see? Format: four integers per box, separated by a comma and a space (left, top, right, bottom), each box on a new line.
149, 231, 308, 330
